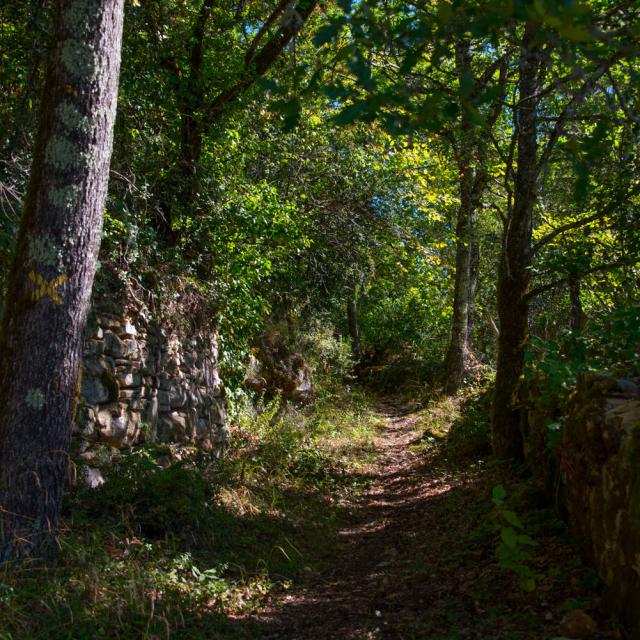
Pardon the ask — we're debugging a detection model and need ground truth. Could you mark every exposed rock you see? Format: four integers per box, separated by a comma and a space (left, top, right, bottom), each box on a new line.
244, 331, 313, 403
159, 412, 187, 441
80, 466, 105, 489
558, 610, 597, 638
84, 339, 104, 356
123, 338, 139, 357
81, 374, 110, 405
169, 384, 188, 409
120, 319, 137, 337
95, 327, 104, 340
115, 367, 141, 388
104, 332, 129, 358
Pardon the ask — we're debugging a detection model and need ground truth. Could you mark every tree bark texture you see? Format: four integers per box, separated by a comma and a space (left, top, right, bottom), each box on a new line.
443, 38, 492, 394
569, 275, 586, 332
444, 189, 474, 394
467, 234, 479, 343
347, 286, 362, 368
491, 22, 541, 460
0, 0, 124, 563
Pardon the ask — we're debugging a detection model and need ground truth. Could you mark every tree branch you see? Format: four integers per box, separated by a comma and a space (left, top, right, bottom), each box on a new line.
203, 0, 319, 133
536, 52, 625, 175
526, 257, 639, 300
607, 69, 640, 125
244, 0, 291, 66
533, 182, 640, 254
471, 53, 508, 100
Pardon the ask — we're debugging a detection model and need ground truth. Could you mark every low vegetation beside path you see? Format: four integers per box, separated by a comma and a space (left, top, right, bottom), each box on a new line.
0, 384, 621, 639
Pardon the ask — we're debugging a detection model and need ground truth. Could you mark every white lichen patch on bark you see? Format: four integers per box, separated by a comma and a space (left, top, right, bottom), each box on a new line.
56, 102, 91, 135
25, 388, 46, 411
60, 39, 98, 82
62, 0, 96, 33
29, 234, 64, 269
49, 184, 82, 210
45, 135, 83, 171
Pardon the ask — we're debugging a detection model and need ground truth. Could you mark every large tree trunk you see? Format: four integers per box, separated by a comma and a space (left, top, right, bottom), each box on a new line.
491, 23, 540, 460
0, 0, 124, 564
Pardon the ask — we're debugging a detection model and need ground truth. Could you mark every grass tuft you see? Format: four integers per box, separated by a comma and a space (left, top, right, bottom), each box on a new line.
0, 387, 381, 640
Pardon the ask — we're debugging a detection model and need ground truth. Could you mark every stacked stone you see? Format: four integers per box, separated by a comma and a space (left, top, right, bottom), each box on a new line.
76, 313, 227, 455
558, 375, 640, 637
523, 375, 640, 636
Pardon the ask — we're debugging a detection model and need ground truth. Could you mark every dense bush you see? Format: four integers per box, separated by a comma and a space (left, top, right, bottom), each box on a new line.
524, 306, 640, 406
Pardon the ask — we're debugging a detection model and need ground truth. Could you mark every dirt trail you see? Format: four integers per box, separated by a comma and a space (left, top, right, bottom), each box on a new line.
241, 401, 614, 640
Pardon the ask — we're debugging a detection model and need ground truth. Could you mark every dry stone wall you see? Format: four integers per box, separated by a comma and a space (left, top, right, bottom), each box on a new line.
75, 308, 227, 456
523, 376, 640, 636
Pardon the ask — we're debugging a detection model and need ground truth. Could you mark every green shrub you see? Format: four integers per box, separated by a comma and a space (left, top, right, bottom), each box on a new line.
525, 305, 640, 406
75, 449, 215, 540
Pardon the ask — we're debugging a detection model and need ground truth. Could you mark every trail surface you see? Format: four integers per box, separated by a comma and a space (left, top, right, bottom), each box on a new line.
240, 400, 616, 640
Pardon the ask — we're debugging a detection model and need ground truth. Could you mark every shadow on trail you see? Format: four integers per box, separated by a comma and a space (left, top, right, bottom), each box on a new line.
220, 400, 616, 640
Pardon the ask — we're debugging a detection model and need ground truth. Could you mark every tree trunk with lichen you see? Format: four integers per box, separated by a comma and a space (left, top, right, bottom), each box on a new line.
0, 0, 124, 564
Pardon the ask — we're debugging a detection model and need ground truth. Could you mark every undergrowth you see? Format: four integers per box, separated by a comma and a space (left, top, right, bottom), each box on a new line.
0, 387, 382, 640
409, 384, 598, 604
411, 383, 492, 466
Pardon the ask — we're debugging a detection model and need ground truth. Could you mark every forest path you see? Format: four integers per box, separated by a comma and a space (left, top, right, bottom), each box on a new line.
236, 396, 617, 640
238, 399, 503, 639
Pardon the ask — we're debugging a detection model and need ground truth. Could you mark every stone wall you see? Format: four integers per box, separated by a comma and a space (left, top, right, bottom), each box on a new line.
523, 376, 640, 636
75, 308, 227, 456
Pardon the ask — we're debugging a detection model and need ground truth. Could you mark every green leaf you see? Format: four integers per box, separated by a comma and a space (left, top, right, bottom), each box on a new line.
348, 54, 375, 90
492, 484, 507, 506
501, 527, 518, 549
273, 98, 301, 132
516, 534, 538, 547
313, 20, 345, 46
334, 101, 375, 126
557, 23, 591, 42
257, 78, 282, 94
501, 510, 523, 529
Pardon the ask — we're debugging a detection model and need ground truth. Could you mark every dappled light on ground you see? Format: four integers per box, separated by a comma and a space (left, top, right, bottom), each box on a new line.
233, 395, 619, 640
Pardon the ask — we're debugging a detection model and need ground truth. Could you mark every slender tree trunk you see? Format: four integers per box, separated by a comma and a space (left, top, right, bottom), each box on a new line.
467, 233, 480, 343
0, 0, 124, 564
569, 275, 585, 331
156, 0, 319, 244
347, 286, 362, 368
443, 39, 475, 395
444, 194, 474, 394
491, 23, 541, 460
159, 0, 214, 240
443, 37, 500, 394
